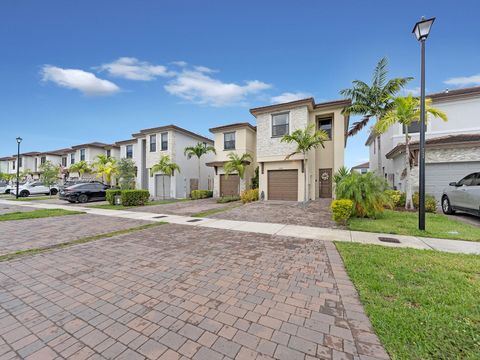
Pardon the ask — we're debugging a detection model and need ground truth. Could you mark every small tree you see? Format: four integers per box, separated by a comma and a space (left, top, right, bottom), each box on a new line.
93, 155, 118, 185
150, 155, 180, 200
39, 161, 60, 197
184, 142, 216, 190
69, 161, 91, 178
224, 152, 253, 194
117, 158, 137, 190
281, 124, 329, 204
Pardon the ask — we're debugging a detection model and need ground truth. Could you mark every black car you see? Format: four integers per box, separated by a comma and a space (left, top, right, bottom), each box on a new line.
59, 180, 105, 190
59, 183, 109, 203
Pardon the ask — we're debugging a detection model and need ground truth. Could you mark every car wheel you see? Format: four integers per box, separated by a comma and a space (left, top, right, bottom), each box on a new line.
77, 194, 89, 203
50, 189, 58, 195
5, 189, 10, 194
442, 196, 455, 215
19, 190, 29, 197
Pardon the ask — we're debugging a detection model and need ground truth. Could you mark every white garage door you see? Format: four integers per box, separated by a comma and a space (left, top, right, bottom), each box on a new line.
426, 162, 480, 201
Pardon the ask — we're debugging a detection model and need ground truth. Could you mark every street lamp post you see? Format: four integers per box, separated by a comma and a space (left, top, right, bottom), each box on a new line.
412, 16, 435, 231
15, 137, 22, 199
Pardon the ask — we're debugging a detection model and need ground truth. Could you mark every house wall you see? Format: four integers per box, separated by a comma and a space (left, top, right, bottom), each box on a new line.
119, 143, 137, 160
0, 160, 9, 173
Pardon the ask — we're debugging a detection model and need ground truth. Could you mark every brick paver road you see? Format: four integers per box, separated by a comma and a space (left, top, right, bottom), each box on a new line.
0, 224, 388, 360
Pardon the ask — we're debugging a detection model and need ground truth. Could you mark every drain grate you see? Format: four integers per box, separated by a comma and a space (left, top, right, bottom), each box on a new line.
187, 219, 202, 223
378, 237, 401, 244
153, 215, 168, 218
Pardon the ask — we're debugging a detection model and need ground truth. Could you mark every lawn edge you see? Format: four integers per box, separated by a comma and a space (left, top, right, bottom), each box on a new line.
0, 209, 85, 222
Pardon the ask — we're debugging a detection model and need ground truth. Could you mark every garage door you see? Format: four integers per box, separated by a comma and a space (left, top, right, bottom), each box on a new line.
220, 174, 240, 196
425, 162, 480, 201
268, 170, 298, 201
155, 174, 171, 199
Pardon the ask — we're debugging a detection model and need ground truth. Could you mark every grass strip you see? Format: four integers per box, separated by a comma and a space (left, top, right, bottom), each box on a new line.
0, 222, 165, 262
191, 204, 242, 218
0, 209, 84, 221
7, 196, 56, 201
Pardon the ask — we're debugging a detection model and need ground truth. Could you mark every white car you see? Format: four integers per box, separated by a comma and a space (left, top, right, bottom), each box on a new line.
442, 172, 480, 217
13, 181, 59, 197
0, 181, 8, 194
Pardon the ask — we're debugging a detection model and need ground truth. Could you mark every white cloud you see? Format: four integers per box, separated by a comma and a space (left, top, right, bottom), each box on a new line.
444, 74, 480, 86
99, 57, 174, 81
171, 60, 188, 67
164, 69, 271, 106
270, 92, 312, 104
403, 87, 421, 96
41, 65, 120, 96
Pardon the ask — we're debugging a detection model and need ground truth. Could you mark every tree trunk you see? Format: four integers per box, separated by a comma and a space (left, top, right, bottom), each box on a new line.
375, 116, 382, 174
303, 153, 307, 206
404, 129, 414, 210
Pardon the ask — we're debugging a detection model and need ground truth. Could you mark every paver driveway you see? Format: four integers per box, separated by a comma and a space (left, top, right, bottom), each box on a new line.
128, 198, 240, 216
0, 224, 388, 360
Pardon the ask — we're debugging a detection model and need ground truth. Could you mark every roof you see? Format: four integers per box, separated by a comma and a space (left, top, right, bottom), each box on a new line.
0, 156, 14, 161
249, 98, 351, 116
206, 160, 251, 167
13, 151, 41, 157
115, 139, 137, 146
385, 133, 480, 159
209, 122, 256, 133
351, 161, 369, 169
132, 124, 213, 144
71, 142, 110, 150
37, 148, 72, 156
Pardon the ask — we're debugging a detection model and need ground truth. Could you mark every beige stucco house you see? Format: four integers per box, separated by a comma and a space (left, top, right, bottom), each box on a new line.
250, 98, 351, 201
207, 123, 257, 197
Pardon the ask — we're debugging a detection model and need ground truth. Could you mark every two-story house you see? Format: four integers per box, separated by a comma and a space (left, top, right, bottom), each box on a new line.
366, 86, 480, 201
0, 157, 13, 174
7, 152, 40, 179
67, 142, 119, 178
250, 98, 351, 201
115, 139, 137, 161
132, 125, 214, 199
207, 123, 257, 197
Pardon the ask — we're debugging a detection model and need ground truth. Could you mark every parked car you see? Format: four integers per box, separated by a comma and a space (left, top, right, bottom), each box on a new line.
0, 181, 8, 194
59, 183, 109, 203
59, 179, 105, 190
13, 181, 59, 197
4, 182, 26, 194
442, 172, 480, 217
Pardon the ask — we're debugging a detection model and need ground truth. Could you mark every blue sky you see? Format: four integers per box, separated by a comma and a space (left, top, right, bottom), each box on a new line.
1, 0, 479, 167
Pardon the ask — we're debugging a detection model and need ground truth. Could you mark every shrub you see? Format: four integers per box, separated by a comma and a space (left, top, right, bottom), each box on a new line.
335, 172, 392, 218
217, 195, 240, 203
384, 189, 402, 207
240, 189, 259, 204
412, 192, 437, 213
120, 190, 150, 206
331, 199, 354, 224
106, 189, 122, 205
117, 158, 136, 190
191, 189, 213, 200
398, 192, 406, 207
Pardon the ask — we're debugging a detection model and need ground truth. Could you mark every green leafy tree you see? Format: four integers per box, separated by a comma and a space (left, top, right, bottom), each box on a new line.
20, 168, 32, 181
281, 123, 329, 204
150, 155, 180, 200
340, 57, 413, 136
39, 161, 60, 196
117, 158, 137, 190
251, 166, 259, 189
93, 155, 118, 184
69, 161, 91, 178
184, 142, 216, 189
223, 153, 253, 196
374, 95, 447, 209
333, 166, 351, 187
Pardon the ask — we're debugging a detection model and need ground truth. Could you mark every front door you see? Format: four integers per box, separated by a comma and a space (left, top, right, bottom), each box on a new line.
319, 168, 332, 198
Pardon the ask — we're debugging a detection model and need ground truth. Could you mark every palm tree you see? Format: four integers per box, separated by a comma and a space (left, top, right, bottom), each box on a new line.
184, 142, 216, 190
150, 155, 181, 200
224, 153, 253, 194
340, 57, 413, 137
281, 124, 329, 204
374, 95, 447, 209
94, 158, 118, 185
69, 161, 91, 178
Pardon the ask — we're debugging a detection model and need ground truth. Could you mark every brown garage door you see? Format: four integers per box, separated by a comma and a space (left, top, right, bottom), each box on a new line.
268, 170, 298, 201
220, 174, 240, 196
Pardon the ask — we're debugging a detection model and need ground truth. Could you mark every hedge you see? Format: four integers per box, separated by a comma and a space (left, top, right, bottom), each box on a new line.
191, 189, 213, 200
412, 192, 437, 213
240, 189, 259, 204
106, 189, 122, 205
331, 199, 354, 225
120, 190, 150, 206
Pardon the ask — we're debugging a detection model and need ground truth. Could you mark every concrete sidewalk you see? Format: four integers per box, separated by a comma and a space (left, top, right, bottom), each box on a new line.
1, 199, 479, 255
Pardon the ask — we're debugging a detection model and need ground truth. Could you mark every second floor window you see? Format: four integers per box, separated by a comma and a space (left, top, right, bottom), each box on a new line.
161, 132, 168, 151
12, 160, 15, 170
126, 145, 133, 159
224, 132, 235, 150
80, 149, 86, 161
272, 113, 289, 137
62, 157, 67, 167
318, 117, 333, 140
18, 157, 22, 167
70, 153, 75, 165
40, 156, 46, 165
150, 135, 156, 152
403, 121, 423, 134
106, 149, 111, 157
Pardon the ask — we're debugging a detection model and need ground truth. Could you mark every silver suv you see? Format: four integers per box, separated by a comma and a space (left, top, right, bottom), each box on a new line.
442, 172, 480, 217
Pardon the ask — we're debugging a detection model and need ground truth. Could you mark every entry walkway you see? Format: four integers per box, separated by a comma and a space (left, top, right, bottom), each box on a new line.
1, 199, 479, 255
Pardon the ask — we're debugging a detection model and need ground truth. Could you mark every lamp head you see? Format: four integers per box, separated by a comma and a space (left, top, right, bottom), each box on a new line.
16, 137, 22, 144
412, 17, 435, 41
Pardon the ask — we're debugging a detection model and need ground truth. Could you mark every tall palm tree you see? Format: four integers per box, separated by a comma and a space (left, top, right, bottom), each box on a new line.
224, 153, 253, 194
93, 155, 118, 184
150, 155, 181, 200
281, 123, 329, 204
375, 95, 447, 209
69, 161, 91, 178
184, 142, 216, 189
340, 57, 413, 137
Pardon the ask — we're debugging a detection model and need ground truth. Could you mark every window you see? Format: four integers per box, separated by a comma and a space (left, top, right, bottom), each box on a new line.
472, 173, 480, 186
70, 153, 75, 165
12, 160, 15, 170
80, 149, 86, 161
161, 132, 168, 151
224, 132, 235, 150
272, 113, 289, 137
403, 121, 423, 134
106, 149, 111, 157
458, 173, 477, 186
62, 157, 67, 167
150, 135, 156, 152
318, 117, 332, 139
41, 156, 46, 165
126, 145, 133, 159
18, 157, 22, 168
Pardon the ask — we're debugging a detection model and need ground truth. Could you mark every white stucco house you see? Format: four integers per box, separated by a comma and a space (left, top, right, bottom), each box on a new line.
366, 86, 480, 200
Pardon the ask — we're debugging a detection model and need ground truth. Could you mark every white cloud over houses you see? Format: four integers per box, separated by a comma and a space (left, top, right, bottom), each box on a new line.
270, 92, 312, 104
41, 65, 120, 96
164, 67, 271, 107
98, 57, 174, 81
444, 73, 480, 87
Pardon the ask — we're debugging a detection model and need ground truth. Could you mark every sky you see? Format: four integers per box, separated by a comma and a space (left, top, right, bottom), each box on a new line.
1, 0, 479, 168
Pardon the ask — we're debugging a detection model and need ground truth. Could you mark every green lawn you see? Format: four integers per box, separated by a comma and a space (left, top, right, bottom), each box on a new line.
7, 196, 57, 201
0, 209, 84, 221
336, 242, 480, 360
348, 210, 480, 241
87, 198, 189, 210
